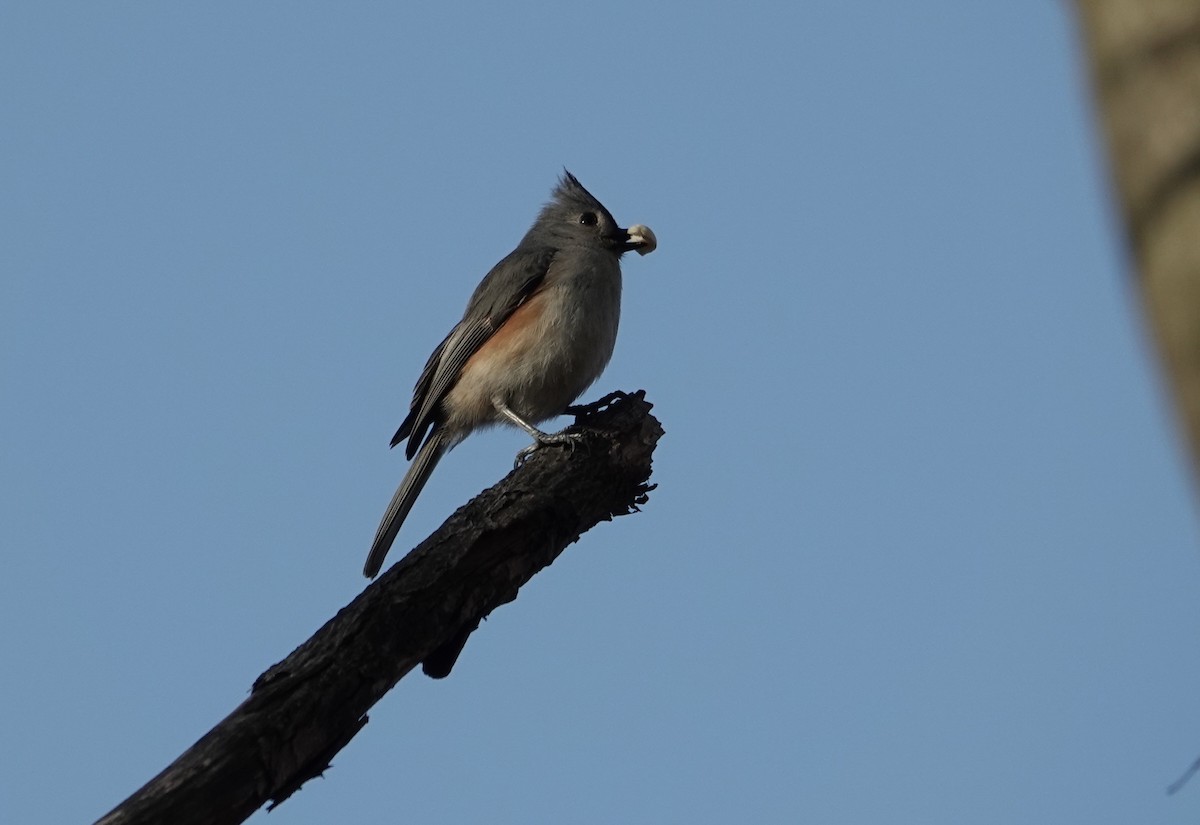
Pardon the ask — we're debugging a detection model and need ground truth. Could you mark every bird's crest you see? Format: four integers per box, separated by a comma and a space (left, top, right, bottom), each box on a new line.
550, 169, 608, 214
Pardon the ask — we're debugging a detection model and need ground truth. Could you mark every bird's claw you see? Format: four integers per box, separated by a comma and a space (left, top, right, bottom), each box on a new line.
513, 430, 586, 469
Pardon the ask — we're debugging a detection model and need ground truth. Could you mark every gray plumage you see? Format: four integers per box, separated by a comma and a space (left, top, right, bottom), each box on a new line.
364, 171, 655, 578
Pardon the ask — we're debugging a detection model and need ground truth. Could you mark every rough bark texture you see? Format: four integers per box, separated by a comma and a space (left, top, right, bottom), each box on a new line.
95, 390, 663, 825
1076, 0, 1200, 477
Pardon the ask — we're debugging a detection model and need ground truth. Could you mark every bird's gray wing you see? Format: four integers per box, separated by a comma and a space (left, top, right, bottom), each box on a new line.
392, 246, 555, 458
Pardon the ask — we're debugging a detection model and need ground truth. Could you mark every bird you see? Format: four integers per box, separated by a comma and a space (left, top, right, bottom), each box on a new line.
363, 171, 656, 578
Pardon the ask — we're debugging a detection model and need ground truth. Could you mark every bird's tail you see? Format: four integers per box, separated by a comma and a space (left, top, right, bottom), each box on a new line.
363, 433, 447, 578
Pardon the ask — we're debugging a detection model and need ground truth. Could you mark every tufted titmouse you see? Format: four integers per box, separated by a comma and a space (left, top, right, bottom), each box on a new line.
363, 172, 656, 578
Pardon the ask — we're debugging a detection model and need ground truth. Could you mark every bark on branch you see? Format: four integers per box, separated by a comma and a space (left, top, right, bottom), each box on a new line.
96, 390, 663, 825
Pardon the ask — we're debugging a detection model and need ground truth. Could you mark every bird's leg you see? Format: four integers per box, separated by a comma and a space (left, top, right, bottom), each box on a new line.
493, 398, 584, 468
493, 397, 555, 441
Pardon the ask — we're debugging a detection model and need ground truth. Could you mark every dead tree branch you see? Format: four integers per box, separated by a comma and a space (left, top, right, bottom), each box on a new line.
96, 390, 663, 825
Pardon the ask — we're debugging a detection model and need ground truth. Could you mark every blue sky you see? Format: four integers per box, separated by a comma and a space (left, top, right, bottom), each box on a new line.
5, 3, 1200, 824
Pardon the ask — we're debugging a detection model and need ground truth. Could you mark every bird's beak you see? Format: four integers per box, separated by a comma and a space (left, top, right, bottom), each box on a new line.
619, 224, 657, 256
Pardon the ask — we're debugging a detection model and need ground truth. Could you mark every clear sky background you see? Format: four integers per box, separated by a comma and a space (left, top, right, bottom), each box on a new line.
4, 3, 1200, 824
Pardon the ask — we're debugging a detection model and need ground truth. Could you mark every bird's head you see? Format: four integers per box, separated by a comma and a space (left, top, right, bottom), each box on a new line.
527, 170, 657, 257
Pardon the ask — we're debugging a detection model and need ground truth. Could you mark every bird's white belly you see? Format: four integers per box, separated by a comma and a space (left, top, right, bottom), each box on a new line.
444, 265, 621, 430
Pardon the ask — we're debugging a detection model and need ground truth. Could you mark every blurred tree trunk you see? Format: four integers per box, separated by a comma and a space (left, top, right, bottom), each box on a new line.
1076, 1, 1200, 480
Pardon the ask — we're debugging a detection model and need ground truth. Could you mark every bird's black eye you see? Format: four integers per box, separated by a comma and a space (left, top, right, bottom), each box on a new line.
579, 212, 598, 226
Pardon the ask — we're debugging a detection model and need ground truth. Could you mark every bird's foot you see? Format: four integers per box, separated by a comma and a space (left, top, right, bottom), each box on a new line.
514, 429, 586, 468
